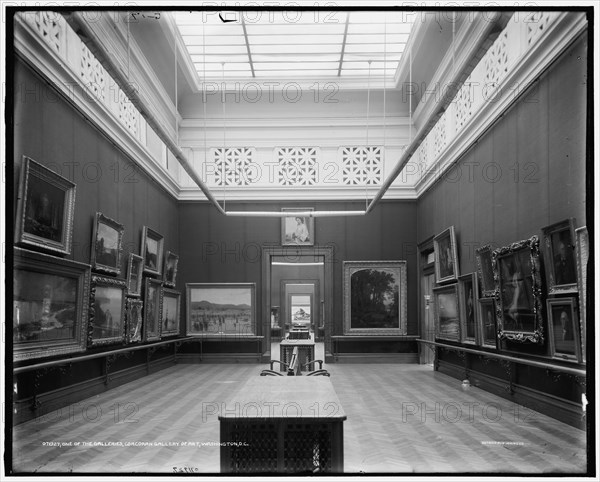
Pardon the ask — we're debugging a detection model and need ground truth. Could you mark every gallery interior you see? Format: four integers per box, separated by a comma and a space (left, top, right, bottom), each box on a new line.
6, 6, 593, 477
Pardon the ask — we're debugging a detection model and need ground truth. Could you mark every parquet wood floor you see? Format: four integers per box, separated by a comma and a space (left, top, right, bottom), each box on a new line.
11, 345, 586, 475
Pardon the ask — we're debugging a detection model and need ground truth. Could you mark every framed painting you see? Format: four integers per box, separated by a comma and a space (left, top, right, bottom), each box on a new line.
88, 275, 127, 346
493, 236, 544, 344
433, 226, 459, 284
343, 261, 407, 335
163, 251, 179, 288
281, 208, 314, 246
141, 226, 164, 277
433, 284, 460, 341
458, 273, 478, 344
126, 298, 143, 343
144, 277, 163, 342
575, 226, 588, 362
475, 245, 495, 297
15, 156, 76, 256
186, 283, 256, 336
479, 298, 497, 348
541, 218, 578, 294
161, 288, 181, 337
13, 248, 90, 361
127, 253, 144, 297
90, 212, 124, 276
546, 297, 581, 363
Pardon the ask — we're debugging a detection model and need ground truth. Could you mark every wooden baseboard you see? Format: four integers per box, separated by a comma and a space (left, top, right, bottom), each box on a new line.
177, 353, 263, 364
438, 360, 585, 430
13, 359, 176, 425
333, 353, 418, 363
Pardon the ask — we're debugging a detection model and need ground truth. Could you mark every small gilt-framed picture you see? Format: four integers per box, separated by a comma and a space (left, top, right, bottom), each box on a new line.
161, 288, 181, 337
458, 273, 478, 345
144, 277, 163, 342
541, 218, 578, 294
126, 298, 143, 344
91, 212, 124, 276
433, 226, 459, 284
15, 156, 76, 256
479, 298, 497, 348
475, 245, 495, 297
141, 226, 164, 277
546, 297, 581, 362
433, 283, 460, 341
88, 275, 127, 347
163, 251, 179, 288
127, 253, 144, 297
281, 208, 314, 246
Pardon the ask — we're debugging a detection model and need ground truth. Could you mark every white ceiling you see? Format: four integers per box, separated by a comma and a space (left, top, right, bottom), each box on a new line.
174, 10, 416, 82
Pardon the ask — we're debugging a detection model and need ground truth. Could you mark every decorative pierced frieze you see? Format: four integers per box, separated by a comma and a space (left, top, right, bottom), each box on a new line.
454, 76, 475, 131
213, 147, 256, 186
416, 137, 429, 171
277, 147, 318, 186
432, 114, 447, 159
20, 11, 64, 55
117, 88, 139, 137
525, 11, 557, 47
80, 44, 107, 102
340, 146, 383, 185
484, 30, 509, 91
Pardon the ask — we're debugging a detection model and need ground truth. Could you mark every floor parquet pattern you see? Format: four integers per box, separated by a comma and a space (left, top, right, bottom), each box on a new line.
11, 345, 586, 475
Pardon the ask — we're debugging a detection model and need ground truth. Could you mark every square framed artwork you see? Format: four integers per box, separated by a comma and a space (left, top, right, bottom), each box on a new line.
127, 253, 144, 297
575, 226, 588, 362
281, 208, 314, 246
15, 156, 76, 256
479, 298, 497, 348
186, 283, 256, 336
546, 297, 581, 363
433, 226, 459, 284
88, 275, 127, 346
13, 248, 90, 361
144, 277, 163, 342
141, 226, 164, 277
458, 273, 478, 344
475, 245, 495, 297
90, 212, 124, 276
161, 288, 181, 337
126, 298, 143, 344
433, 283, 460, 341
541, 218, 578, 294
163, 251, 179, 288
343, 261, 408, 335
493, 236, 544, 344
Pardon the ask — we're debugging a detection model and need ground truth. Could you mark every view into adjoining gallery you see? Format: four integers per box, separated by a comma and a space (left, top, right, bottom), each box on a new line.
3, 3, 594, 478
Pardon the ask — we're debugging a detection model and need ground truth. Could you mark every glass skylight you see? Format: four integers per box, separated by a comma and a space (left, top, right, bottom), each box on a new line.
174, 10, 416, 81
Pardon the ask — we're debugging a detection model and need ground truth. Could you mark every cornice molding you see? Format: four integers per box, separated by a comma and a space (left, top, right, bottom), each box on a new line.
414, 12, 588, 197
14, 16, 180, 199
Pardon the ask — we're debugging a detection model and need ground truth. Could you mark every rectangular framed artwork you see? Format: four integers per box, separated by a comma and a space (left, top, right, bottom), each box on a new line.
433, 226, 459, 284
281, 208, 315, 246
343, 261, 408, 335
90, 212, 124, 276
186, 283, 256, 336
88, 275, 127, 346
13, 248, 90, 361
433, 283, 460, 341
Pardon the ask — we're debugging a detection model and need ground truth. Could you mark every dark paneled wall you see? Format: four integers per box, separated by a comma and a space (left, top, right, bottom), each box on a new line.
417, 35, 587, 271
13, 60, 180, 275
177, 200, 419, 341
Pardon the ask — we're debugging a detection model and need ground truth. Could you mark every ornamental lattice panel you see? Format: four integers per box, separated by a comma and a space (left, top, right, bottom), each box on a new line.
526, 12, 556, 46
432, 115, 447, 159
484, 30, 509, 88
80, 44, 107, 103
117, 88, 139, 137
213, 147, 256, 186
340, 146, 383, 185
22, 11, 64, 55
455, 77, 474, 131
277, 147, 318, 186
